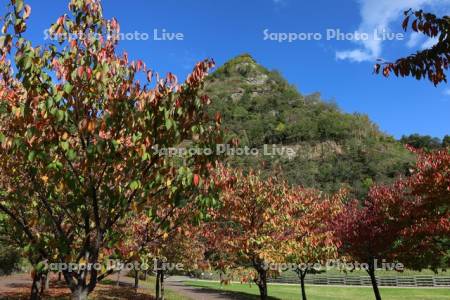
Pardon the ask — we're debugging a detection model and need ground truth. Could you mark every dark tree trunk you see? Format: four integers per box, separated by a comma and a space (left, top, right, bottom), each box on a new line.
367, 263, 382, 300
297, 269, 307, 300
30, 272, 42, 300
143, 270, 147, 281
58, 272, 62, 282
160, 269, 165, 300
134, 270, 139, 290
253, 263, 268, 300
155, 270, 161, 300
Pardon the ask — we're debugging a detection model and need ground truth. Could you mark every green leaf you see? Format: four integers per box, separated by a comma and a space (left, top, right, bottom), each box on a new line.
63, 83, 73, 94
56, 110, 65, 122
15, 0, 24, 13
28, 150, 36, 162
46, 98, 54, 109
22, 56, 32, 71
60, 141, 69, 151
165, 118, 172, 130
67, 149, 77, 161
130, 180, 140, 190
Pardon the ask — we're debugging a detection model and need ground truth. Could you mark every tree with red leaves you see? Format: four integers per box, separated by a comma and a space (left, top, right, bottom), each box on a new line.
333, 184, 406, 300
395, 148, 450, 271
375, 10, 450, 85
334, 148, 450, 300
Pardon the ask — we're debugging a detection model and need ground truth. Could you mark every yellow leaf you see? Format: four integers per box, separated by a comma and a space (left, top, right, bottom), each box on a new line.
41, 175, 49, 184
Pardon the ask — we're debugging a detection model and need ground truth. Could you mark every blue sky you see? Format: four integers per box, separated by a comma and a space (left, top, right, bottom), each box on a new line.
3, 0, 450, 138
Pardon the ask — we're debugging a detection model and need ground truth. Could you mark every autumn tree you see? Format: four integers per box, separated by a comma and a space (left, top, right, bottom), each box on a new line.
394, 149, 450, 271
203, 166, 293, 300
283, 188, 343, 300
333, 184, 409, 300
333, 148, 450, 300
0, 0, 220, 299
115, 186, 213, 300
153, 225, 207, 300
375, 9, 450, 85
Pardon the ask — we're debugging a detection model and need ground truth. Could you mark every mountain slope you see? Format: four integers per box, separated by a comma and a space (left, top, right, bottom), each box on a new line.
205, 54, 414, 197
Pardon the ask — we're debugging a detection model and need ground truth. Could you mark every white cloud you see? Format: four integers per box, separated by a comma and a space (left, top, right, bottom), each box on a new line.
336, 0, 450, 63
407, 30, 440, 50
420, 36, 439, 49
407, 32, 422, 48
336, 49, 373, 62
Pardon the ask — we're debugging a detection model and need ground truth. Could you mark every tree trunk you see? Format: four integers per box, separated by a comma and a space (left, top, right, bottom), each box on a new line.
155, 270, 161, 300
254, 266, 268, 300
58, 272, 62, 282
143, 270, 147, 281
70, 286, 89, 300
134, 270, 139, 290
298, 269, 307, 300
367, 264, 382, 300
44, 272, 50, 292
30, 272, 42, 300
116, 270, 120, 287
63, 263, 98, 300
160, 269, 165, 300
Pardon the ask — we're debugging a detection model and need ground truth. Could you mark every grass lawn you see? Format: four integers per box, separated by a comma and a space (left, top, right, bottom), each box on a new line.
185, 280, 450, 300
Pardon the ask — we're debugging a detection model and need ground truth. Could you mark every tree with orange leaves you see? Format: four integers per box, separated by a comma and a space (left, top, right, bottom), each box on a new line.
0, 0, 220, 298
283, 188, 344, 300
203, 166, 294, 300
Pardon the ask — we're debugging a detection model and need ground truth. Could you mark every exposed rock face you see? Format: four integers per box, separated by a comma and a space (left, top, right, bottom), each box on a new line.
246, 73, 268, 85
230, 88, 245, 102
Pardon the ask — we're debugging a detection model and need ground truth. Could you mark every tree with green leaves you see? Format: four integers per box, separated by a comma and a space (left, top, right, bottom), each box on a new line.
442, 135, 450, 148
0, 0, 220, 299
400, 134, 442, 150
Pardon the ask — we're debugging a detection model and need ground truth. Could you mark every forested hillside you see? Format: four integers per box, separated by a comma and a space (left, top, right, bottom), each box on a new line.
205, 54, 414, 197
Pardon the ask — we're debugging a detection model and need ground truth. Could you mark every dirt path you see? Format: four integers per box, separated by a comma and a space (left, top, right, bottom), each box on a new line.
117, 275, 248, 299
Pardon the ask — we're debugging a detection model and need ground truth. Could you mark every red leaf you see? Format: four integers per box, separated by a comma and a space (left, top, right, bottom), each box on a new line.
78, 66, 85, 78
412, 20, 418, 32
215, 112, 222, 124
402, 16, 410, 31
193, 174, 200, 186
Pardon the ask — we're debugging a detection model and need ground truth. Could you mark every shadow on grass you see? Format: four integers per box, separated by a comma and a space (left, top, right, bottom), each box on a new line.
171, 281, 281, 300
189, 287, 280, 300
92, 287, 154, 300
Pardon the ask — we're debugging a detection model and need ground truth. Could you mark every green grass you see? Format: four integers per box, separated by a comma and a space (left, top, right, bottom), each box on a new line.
185, 280, 450, 300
